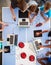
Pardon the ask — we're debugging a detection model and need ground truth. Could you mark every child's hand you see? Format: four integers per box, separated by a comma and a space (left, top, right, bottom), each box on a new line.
38, 45, 44, 48
12, 15, 16, 21
45, 40, 49, 44
46, 51, 50, 56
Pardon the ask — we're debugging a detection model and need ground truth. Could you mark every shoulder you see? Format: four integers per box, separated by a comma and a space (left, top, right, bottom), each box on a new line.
40, 5, 44, 11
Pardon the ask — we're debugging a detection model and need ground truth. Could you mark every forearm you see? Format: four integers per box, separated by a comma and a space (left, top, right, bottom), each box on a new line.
10, 5, 15, 16
43, 45, 51, 48
42, 30, 49, 33
40, 12, 49, 21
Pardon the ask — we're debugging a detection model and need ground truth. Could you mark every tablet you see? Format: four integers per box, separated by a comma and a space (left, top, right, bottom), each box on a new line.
33, 39, 43, 51
34, 30, 42, 37
4, 46, 10, 53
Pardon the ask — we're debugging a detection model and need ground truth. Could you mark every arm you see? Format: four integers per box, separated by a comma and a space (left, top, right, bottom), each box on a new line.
10, 5, 16, 21
28, 12, 36, 23
45, 39, 51, 43
40, 11, 49, 22
39, 45, 51, 48
35, 30, 49, 36
46, 51, 51, 56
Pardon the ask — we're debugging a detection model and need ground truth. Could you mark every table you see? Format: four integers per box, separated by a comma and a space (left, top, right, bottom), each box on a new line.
2, 7, 50, 65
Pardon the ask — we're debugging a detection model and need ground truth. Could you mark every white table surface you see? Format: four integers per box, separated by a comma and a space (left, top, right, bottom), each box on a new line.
2, 7, 50, 65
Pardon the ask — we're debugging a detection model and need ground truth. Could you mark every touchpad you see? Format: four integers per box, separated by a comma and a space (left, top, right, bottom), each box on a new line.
22, 19, 25, 21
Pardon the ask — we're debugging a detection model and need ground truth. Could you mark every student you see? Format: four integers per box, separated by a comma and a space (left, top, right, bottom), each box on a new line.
28, 0, 39, 22
39, 1, 51, 26
37, 38, 51, 65
37, 44, 51, 65
10, 0, 30, 21
37, 53, 51, 65
36, 1, 51, 27
0, 21, 8, 31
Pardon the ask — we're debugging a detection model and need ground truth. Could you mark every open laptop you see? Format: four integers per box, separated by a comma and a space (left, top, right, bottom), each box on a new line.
33, 39, 44, 52
7, 34, 18, 46
18, 10, 30, 27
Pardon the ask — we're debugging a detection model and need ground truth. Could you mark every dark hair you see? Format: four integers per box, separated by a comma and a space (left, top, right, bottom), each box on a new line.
17, 0, 28, 11
28, 5, 37, 12
35, 6, 39, 15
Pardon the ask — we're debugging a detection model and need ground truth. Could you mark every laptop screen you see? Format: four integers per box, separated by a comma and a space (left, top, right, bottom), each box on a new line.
19, 10, 28, 18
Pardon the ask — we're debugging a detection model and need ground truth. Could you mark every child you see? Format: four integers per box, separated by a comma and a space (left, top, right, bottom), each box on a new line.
28, 0, 39, 23
0, 21, 8, 31
39, 1, 51, 26
37, 38, 51, 65
10, 0, 30, 21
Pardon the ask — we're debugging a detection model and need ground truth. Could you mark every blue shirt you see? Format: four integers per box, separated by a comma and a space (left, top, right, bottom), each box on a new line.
48, 57, 51, 63
40, 6, 51, 18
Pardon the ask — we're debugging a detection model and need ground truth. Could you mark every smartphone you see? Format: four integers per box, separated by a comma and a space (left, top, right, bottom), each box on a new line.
14, 35, 18, 46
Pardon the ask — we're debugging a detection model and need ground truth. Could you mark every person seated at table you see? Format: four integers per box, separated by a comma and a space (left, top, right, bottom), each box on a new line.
0, 21, 8, 31
10, 0, 30, 21
36, 1, 51, 26
28, 0, 39, 23
37, 51, 51, 65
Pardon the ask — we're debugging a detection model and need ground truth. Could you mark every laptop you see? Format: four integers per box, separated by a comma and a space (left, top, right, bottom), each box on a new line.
18, 10, 30, 27
7, 34, 14, 45
33, 39, 43, 52
7, 34, 18, 46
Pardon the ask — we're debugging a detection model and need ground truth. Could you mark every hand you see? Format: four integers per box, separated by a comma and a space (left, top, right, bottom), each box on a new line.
45, 40, 49, 44
36, 23, 43, 27
12, 15, 16, 21
38, 45, 44, 48
46, 51, 50, 56
4, 49, 8, 52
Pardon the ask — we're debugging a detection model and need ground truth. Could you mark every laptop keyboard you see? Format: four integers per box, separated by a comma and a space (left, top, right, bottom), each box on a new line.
20, 22, 28, 25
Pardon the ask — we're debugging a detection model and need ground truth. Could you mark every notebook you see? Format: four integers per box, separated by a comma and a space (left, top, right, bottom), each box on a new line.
18, 10, 30, 27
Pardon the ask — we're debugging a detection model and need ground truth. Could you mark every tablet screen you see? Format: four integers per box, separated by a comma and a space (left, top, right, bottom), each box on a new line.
34, 30, 42, 37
